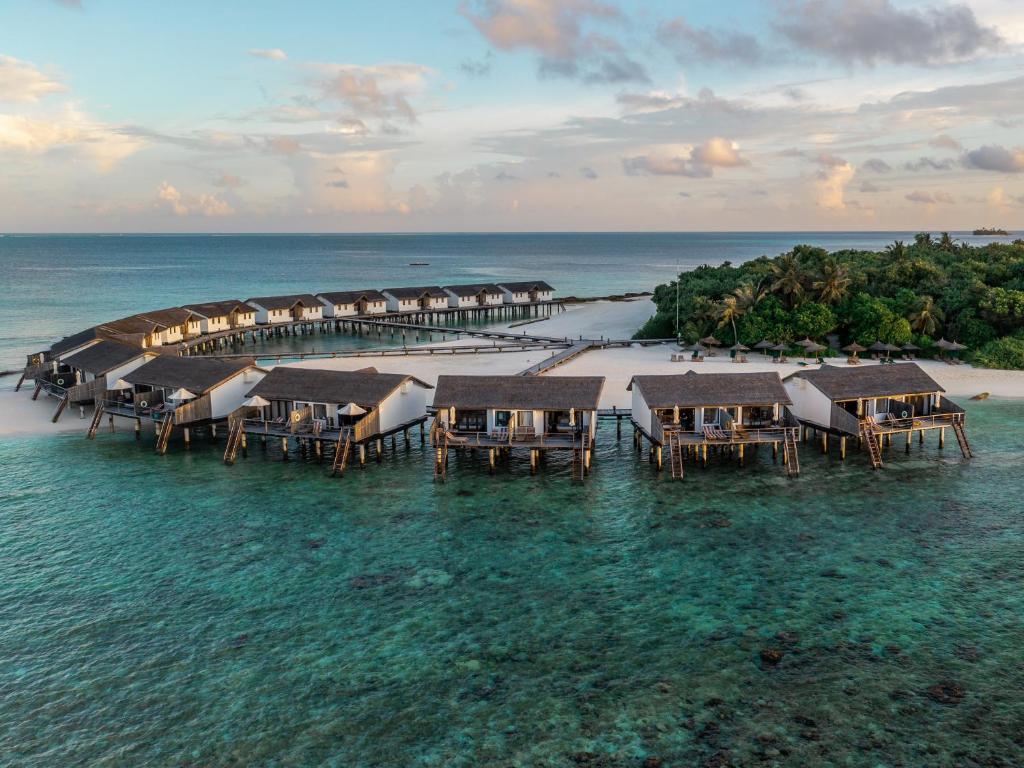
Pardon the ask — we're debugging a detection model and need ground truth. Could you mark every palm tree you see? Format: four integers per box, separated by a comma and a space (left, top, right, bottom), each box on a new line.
914, 232, 933, 248
813, 260, 851, 305
770, 253, 806, 308
885, 240, 907, 261
908, 296, 945, 336
732, 281, 765, 312
938, 232, 956, 251
716, 295, 744, 344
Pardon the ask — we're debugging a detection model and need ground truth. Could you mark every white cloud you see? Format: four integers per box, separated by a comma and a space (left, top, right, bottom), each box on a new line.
0, 107, 142, 170
157, 182, 234, 217
311, 63, 429, 123
249, 48, 287, 61
623, 138, 748, 178
0, 55, 67, 102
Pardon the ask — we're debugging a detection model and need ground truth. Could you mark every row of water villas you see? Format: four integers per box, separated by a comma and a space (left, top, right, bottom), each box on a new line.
69, 357, 970, 479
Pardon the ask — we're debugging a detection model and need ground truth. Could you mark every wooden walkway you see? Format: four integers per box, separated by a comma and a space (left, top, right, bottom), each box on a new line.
517, 340, 602, 376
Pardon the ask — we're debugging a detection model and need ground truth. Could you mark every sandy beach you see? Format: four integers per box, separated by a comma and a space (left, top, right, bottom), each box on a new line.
4, 298, 1022, 437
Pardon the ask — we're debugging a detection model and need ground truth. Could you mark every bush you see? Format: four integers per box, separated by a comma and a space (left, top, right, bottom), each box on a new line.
973, 335, 1024, 369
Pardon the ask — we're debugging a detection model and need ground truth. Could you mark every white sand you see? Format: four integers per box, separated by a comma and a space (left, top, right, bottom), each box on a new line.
4, 298, 1022, 437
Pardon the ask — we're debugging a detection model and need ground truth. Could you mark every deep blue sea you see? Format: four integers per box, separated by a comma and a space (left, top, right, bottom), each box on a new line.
1, 231, 1016, 373
2, 233, 1023, 766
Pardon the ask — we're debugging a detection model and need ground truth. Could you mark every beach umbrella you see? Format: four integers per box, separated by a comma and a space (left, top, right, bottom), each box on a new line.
901, 342, 921, 351
672, 404, 680, 423
797, 337, 816, 348
700, 335, 721, 346
729, 343, 750, 352
569, 408, 576, 427
167, 387, 196, 401
935, 338, 954, 350
242, 395, 270, 408
753, 339, 775, 357
108, 378, 132, 390
804, 342, 826, 356
448, 406, 456, 424
770, 343, 789, 359
686, 343, 708, 354
337, 402, 367, 416
842, 342, 867, 353
948, 341, 967, 351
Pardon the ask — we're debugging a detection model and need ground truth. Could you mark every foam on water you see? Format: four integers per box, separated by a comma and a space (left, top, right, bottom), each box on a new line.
1, 400, 1022, 766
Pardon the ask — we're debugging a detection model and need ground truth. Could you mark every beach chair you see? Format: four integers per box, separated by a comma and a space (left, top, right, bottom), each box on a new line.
702, 425, 716, 440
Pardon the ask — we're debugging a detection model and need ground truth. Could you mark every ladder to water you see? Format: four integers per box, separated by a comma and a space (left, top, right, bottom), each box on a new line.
86, 403, 106, 439
223, 418, 245, 464
51, 393, 70, 423
953, 421, 973, 459
155, 416, 174, 455
331, 436, 352, 477
667, 431, 685, 480
782, 431, 801, 476
861, 422, 883, 469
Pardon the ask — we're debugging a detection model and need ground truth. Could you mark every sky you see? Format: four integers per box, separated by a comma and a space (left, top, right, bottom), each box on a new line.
1, 0, 1024, 232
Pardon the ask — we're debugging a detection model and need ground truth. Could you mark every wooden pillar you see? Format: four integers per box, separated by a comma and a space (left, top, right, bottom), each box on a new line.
702, 443, 708, 467
241, 431, 248, 457
315, 440, 322, 460
108, 413, 115, 432
772, 441, 778, 462
489, 448, 495, 474
616, 414, 622, 440
905, 430, 912, 453
391, 434, 397, 451
919, 429, 924, 445
183, 427, 191, 449
939, 427, 945, 448
359, 444, 367, 468
840, 436, 847, 459
738, 444, 745, 466
135, 419, 141, 440
420, 422, 426, 444
281, 437, 288, 459
530, 449, 538, 474
376, 438, 383, 463
821, 432, 828, 453
656, 445, 663, 471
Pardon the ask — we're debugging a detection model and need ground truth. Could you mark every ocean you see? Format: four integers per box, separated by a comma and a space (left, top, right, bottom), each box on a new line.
1, 402, 1022, 766
1, 231, 1016, 373
2, 233, 1023, 766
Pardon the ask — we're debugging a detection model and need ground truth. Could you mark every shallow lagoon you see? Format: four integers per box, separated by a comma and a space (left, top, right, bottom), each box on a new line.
1, 400, 1022, 767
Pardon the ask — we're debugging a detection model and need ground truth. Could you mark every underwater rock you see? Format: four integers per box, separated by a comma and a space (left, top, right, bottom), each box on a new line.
656, 681, 672, 693
970, 392, 989, 400
456, 488, 474, 497
407, 568, 454, 588
760, 648, 784, 666
230, 633, 249, 649
349, 573, 396, 589
926, 681, 966, 705
954, 645, 981, 661
307, 538, 324, 549
642, 758, 664, 768
819, 568, 847, 579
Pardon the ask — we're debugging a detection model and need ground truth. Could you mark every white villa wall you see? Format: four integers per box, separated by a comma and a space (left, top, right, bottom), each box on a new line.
376, 382, 429, 433
318, 298, 358, 318
201, 316, 230, 333
445, 291, 476, 308
363, 300, 387, 315
631, 385, 653, 437
426, 296, 448, 311
501, 289, 530, 304
535, 290, 553, 302
383, 293, 419, 313
209, 368, 266, 418
249, 303, 291, 324
783, 377, 833, 428
483, 294, 504, 306
298, 305, 324, 321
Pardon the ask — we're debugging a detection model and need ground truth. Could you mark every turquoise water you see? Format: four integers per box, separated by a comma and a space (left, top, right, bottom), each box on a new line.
3, 231, 1018, 371
2, 401, 1022, 766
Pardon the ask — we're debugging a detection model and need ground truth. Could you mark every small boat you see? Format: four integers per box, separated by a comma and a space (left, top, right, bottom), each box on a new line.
409, 261, 429, 266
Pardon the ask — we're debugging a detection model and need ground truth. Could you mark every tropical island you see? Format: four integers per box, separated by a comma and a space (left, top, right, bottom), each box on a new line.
973, 227, 1010, 236
634, 234, 1024, 370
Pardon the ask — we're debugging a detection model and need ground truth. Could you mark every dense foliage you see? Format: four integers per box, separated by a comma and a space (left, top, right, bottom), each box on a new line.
634, 235, 1024, 368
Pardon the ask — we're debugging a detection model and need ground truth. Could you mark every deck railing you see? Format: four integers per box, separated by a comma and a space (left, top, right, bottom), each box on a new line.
435, 429, 582, 448
830, 403, 864, 436
173, 393, 213, 425
662, 423, 797, 444
353, 409, 381, 442
868, 411, 963, 434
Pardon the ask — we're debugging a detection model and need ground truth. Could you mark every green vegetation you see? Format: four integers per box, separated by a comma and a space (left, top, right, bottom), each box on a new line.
634, 235, 1024, 368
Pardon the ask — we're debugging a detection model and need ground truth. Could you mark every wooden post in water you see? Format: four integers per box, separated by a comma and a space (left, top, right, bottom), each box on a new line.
738, 444, 745, 466
939, 427, 945, 448
656, 445, 663, 471
840, 436, 847, 459
821, 432, 828, 453
135, 419, 141, 440
489, 448, 495, 474
359, 444, 366, 468
281, 437, 288, 459
376, 438, 383, 463
905, 430, 912, 453
183, 428, 191, 449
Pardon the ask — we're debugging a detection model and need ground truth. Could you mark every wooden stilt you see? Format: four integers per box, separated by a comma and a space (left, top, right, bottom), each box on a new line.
281, 437, 289, 459
840, 436, 847, 459
939, 427, 945, 448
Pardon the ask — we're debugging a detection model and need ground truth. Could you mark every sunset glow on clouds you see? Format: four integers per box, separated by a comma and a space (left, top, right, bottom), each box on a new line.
1, 0, 1023, 231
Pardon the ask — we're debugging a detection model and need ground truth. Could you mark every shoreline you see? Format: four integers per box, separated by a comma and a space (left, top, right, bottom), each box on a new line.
5, 298, 1024, 439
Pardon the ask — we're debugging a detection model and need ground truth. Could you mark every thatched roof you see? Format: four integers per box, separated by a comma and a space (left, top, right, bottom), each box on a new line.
246, 294, 321, 310
787, 362, 944, 400
443, 283, 503, 297
498, 281, 554, 293
247, 367, 431, 406
317, 289, 387, 305
382, 286, 448, 299
433, 375, 604, 410
183, 300, 252, 318
125, 356, 257, 394
61, 340, 150, 375
627, 371, 791, 408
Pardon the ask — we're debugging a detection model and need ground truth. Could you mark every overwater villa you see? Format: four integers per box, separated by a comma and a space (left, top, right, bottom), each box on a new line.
91, 356, 266, 453
430, 374, 605, 480
443, 283, 505, 309
628, 371, 800, 478
182, 300, 258, 333
498, 281, 555, 304
783, 363, 972, 467
246, 294, 324, 324
232, 366, 433, 473
38, 341, 157, 421
317, 290, 388, 317
382, 286, 450, 313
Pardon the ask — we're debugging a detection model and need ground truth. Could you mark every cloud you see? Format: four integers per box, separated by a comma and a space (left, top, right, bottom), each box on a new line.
775, 0, 1002, 67
460, 0, 648, 84
929, 134, 961, 151
324, 179, 350, 189
459, 54, 493, 77
212, 173, 245, 189
314, 63, 428, 122
579, 166, 598, 179
962, 144, 1024, 173
156, 182, 234, 217
859, 180, 884, 193
494, 170, 519, 181
623, 138, 748, 178
904, 156, 956, 171
862, 158, 892, 173
0, 55, 67, 102
812, 154, 855, 210
656, 17, 767, 65
248, 48, 287, 61
0, 107, 142, 170
905, 189, 955, 204
266, 135, 302, 155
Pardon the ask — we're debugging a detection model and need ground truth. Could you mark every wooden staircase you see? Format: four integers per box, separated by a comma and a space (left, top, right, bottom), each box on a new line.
432, 421, 449, 482
667, 431, 685, 479
782, 430, 801, 476
953, 421, 973, 459
155, 415, 174, 455
223, 417, 245, 464
331, 436, 352, 477
51, 393, 70, 423
14, 371, 27, 392
86, 403, 106, 439
860, 421, 883, 469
